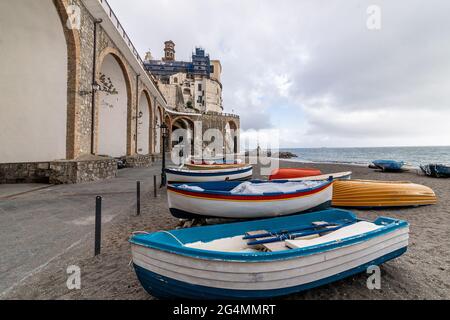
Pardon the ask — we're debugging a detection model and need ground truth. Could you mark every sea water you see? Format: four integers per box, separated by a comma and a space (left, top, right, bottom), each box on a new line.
277, 146, 450, 167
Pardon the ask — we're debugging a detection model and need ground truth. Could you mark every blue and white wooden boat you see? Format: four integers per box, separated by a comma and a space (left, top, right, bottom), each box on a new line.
420, 164, 450, 178
372, 160, 405, 172
167, 180, 333, 219
130, 209, 409, 300
165, 165, 253, 183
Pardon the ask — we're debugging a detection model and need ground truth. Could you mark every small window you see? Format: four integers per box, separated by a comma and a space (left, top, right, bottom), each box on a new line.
210, 65, 215, 73
198, 84, 202, 91
174, 77, 178, 84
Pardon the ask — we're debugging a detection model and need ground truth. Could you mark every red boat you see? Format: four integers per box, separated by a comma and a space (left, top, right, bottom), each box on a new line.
269, 168, 322, 180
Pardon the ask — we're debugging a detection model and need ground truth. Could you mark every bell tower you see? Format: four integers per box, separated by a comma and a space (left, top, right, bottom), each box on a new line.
162, 40, 175, 61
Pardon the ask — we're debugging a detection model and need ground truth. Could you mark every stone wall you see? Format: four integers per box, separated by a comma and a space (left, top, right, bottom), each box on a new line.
0, 159, 117, 185
166, 112, 240, 156
74, 0, 139, 157
200, 113, 240, 134
50, 159, 118, 184
0, 163, 52, 184
124, 154, 155, 168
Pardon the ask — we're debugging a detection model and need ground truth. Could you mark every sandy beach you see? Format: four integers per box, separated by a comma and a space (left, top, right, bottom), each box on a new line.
3, 160, 449, 300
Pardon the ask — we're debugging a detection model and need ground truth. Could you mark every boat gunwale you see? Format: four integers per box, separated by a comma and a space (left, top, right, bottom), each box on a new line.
165, 165, 253, 176
336, 179, 414, 185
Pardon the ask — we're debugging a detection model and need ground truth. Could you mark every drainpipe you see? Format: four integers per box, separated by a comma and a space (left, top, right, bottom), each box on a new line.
90, 18, 103, 155
135, 74, 140, 154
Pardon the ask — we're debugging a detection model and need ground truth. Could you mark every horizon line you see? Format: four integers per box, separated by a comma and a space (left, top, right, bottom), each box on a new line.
270, 145, 450, 149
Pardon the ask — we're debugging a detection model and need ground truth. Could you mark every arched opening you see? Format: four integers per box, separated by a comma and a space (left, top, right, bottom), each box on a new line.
97, 52, 131, 158
0, 0, 68, 163
172, 117, 195, 157
225, 121, 238, 155
154, 107, 162, 154
137, 90, 152, 155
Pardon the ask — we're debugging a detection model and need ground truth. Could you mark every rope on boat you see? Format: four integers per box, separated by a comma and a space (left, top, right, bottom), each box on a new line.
160, 231, 184, 246
132, 231, 150, 235
132, 230, 184, 246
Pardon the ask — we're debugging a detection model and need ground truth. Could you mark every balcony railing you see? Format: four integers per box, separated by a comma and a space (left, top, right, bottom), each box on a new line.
97, 0, 164, 97
98, 0, 143, 66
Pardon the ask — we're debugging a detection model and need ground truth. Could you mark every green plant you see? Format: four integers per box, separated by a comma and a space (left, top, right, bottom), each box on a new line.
99, 73, 119, 95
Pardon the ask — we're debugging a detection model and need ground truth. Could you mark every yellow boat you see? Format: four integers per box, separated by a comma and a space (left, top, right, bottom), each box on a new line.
184, 163, 248, 171
332, 180, 437, 208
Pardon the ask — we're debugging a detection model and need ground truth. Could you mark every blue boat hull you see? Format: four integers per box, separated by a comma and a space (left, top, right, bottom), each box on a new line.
372, 160, 405, 172
420, 164, 450, 178
133, 247, 407, 300
169, 200, 332, 220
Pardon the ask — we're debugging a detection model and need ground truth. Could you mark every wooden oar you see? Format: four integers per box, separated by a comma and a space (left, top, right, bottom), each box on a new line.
243, 219, 352, 240
246, 222, 354, 246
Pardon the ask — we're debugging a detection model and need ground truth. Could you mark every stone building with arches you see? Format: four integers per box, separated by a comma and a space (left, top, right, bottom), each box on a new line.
0, 0, 240, 184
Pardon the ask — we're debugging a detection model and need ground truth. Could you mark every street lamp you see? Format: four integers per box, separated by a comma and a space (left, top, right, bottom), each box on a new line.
223, 146, 226, 163
160, 122, 168, 187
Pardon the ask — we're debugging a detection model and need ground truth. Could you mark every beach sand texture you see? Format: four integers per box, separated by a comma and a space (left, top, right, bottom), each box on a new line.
3, 161, 449, 300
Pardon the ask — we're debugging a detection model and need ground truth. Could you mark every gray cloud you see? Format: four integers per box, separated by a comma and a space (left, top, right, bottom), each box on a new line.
108, 0, 450, 147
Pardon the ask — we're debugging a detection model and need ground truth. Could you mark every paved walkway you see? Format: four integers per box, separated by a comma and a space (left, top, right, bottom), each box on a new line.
0, 166, 162, 296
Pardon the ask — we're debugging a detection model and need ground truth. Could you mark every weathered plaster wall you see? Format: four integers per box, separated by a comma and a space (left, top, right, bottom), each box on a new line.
0, 0, 68, 163
97, 54, 129, 157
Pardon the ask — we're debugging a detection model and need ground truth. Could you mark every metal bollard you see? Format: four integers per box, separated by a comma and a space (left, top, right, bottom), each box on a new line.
153, 175, 157, 198
94, 196, 102, 256
137, 181, 141, 216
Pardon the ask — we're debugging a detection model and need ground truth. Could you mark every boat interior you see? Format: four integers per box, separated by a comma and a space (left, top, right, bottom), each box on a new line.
173, 180, 328, 195
185, 221, 383, 253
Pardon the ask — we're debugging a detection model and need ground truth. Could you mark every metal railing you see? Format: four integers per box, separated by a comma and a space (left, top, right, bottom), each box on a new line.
98, 0, 143, 67
96, 0, 237, 120
97, 0, 164, 98
204, 111, 240, 119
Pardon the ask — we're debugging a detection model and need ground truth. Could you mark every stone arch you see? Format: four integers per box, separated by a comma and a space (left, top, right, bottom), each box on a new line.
136, 89, 152, 155
225, 120, 239, 155
164, 114, 172, 151
0, 0, 78, 163
171, 117, 195, 156
53, 0, 81, 159
95, 47, 133, 157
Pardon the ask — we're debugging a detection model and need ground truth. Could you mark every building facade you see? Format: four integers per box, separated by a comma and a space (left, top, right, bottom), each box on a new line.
0, 0, 239, 184
145, 42, 223, 114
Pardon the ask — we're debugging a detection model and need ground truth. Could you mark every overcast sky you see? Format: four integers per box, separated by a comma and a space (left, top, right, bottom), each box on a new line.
108, 0, 450, 148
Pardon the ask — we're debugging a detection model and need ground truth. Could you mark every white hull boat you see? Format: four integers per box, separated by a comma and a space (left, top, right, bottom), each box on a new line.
167, 180, 333, 219
165, 165, 253, 183
130, 209, 409, 299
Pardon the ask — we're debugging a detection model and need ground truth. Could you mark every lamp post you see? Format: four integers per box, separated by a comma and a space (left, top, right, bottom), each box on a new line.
160, 122, 168, 188
223, 146, 226, 164
90, 18, 103, 155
